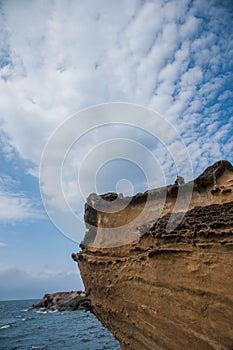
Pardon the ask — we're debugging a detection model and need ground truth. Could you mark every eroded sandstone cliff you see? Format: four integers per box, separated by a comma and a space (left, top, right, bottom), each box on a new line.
72, 160, 233, 350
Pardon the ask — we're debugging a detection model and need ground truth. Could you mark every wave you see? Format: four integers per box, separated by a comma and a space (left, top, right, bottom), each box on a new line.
35, 310, 48, 314
35, 309, 59, 314
0, 324, 11, 329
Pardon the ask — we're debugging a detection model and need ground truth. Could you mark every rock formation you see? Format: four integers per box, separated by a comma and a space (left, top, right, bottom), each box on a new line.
72, 160, 233, 350
30, 291, 91, 312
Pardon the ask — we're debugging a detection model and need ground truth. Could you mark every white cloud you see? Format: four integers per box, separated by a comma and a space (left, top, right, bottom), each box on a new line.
0, 175, 43, 223
0, 242, 7, 247
180, 66, 203, 87
180, 15, 201, 38
218, 90, 233, 102
0, 191, 42, 222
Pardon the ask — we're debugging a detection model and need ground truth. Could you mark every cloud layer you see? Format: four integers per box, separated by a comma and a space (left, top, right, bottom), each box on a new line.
0, 0, 232, 228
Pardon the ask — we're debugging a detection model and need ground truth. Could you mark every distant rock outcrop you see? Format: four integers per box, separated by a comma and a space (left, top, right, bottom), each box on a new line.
30, 291, 91, 312
73, 160, 233, 350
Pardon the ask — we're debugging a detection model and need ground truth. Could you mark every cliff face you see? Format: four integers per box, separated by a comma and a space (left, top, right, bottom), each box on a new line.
73, 160, 233, 350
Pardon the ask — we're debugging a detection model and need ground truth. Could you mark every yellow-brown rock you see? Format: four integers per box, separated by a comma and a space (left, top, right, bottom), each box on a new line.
73, 160, 233, 350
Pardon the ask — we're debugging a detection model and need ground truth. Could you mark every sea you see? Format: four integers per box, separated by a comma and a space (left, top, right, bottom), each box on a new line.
0, 299, 121, 350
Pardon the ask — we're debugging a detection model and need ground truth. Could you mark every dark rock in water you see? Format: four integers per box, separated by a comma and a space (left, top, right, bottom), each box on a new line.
30, 291, 91, 312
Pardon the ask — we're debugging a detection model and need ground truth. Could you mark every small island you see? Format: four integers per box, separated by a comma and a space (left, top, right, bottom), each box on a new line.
30, 291, 91, 312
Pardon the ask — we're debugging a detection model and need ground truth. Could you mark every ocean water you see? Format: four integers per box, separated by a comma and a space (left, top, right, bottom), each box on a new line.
0, 299, 121, 350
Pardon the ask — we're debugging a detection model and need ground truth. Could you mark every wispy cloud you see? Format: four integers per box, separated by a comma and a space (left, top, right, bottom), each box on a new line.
0, 174, 43, 223
0, 242, 7, 247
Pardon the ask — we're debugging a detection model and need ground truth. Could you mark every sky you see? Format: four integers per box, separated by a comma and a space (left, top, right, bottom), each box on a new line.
0, 0, 232, 300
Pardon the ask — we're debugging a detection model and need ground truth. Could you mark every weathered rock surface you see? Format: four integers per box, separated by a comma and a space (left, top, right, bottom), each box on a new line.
30, 291, 91, 312
73, 160, 233, 350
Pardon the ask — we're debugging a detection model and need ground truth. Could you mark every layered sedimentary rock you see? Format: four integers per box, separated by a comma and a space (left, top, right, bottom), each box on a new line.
30, 291, 91, 312
72, 160, 233, 350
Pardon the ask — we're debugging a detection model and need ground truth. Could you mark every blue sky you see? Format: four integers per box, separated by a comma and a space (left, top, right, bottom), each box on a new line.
0, 0, 232, 300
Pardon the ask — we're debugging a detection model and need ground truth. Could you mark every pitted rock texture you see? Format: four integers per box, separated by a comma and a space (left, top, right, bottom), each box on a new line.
82, 160, 233, 248
73, 161, 233, 350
